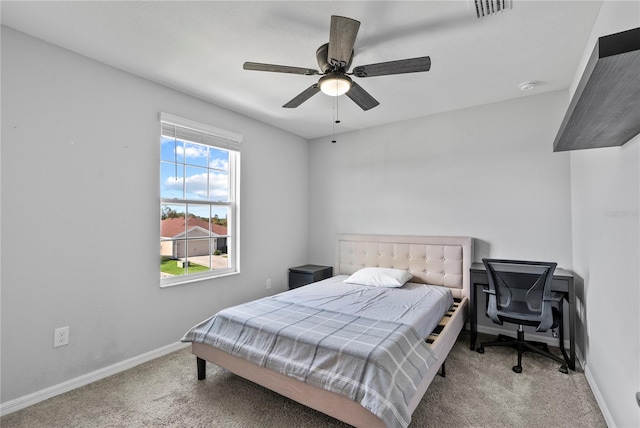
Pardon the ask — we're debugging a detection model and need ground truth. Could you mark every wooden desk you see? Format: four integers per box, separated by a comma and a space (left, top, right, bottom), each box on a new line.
469, 263, 576, 371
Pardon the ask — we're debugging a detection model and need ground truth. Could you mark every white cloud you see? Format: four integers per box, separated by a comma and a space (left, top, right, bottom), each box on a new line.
209, 172, 229, 199
209, 159, 229, 170
165, 171, 228, 200
176, 144, 208, 160
164, 176, 183, 189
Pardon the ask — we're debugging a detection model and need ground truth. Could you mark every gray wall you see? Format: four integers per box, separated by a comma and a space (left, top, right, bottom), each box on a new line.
0, 27, 310, 402
568, 2, 640, 427
570, 137, 639, 428
308, 90, 574, 269
307, 89, 575, 339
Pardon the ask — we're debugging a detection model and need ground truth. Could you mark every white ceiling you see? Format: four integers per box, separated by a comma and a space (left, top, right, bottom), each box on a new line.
1, 1, 603, 140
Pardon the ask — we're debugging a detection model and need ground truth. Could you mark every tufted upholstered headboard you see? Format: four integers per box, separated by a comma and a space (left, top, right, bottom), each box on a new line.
335, 234, 474, 300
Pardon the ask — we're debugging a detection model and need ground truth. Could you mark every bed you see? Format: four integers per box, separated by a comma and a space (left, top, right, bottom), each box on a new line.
183, 234, 473, 428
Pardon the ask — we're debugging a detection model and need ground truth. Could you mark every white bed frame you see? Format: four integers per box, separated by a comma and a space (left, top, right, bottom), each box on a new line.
191, 234, 473, 428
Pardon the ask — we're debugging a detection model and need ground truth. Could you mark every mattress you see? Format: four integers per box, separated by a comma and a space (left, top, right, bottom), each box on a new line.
272, 275, 454, 338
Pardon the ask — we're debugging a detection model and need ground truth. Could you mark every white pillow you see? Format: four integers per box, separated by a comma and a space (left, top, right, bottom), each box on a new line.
344, 267, 413, 288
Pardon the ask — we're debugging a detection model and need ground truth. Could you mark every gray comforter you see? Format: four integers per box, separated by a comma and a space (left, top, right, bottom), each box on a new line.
182, 297, 438, 428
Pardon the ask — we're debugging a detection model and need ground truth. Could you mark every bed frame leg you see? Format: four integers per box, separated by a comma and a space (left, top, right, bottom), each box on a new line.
197, 357, 206, 380
439, 361, 446, 377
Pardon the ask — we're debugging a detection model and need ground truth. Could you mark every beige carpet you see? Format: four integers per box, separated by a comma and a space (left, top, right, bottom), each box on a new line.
1, 332, 606, 427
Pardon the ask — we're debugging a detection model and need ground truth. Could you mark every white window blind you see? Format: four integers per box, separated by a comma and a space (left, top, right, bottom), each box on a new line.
160, 112, 242, 152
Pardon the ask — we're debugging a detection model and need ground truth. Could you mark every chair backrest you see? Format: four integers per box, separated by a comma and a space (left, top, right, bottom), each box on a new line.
482, 259, 557, 332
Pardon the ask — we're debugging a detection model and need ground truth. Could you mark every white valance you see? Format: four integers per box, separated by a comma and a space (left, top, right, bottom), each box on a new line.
160, 112, 242, 152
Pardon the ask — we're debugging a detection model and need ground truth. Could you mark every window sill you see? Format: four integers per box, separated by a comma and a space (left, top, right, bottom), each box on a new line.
160, 270, 240, 288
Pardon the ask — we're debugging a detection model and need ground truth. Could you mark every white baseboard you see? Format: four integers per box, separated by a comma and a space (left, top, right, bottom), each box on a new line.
584, 364, 616, 428
0, 341, 190, 417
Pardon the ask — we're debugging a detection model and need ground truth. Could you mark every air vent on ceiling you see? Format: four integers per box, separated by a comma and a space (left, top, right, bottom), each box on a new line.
472, 0, 512, 19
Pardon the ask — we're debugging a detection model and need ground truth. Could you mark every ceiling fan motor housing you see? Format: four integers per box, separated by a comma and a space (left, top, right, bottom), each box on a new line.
316, 43, 353, 74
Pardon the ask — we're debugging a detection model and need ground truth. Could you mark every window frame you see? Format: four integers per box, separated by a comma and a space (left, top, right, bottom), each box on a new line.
159, 112, 241, 287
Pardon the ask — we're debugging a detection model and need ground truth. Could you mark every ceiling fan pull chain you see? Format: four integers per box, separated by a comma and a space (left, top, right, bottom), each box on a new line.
331, 97, 338, 143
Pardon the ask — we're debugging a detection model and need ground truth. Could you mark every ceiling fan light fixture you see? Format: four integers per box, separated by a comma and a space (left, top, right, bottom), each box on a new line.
319, 73, 352, 96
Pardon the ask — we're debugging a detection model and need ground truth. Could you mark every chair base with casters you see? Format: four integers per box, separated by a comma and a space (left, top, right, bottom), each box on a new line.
476, 325, 569, 374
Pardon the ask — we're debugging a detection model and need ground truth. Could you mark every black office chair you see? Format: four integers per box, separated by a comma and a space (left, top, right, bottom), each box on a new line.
476, 259, 569, 374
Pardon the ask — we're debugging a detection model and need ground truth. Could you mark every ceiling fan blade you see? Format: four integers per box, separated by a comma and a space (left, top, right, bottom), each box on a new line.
352, 56, 431, 78
283, 84, 321, 108
328, 16, 360, 68
346, 82, 379, 111
244, 62, 319, 75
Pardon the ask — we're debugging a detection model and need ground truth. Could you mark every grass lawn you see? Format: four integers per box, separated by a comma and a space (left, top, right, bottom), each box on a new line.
160, 258, 210, 275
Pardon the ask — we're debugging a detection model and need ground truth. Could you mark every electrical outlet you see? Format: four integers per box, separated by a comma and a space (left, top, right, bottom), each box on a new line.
266, 278, 272, 290
54, 326, 69, 348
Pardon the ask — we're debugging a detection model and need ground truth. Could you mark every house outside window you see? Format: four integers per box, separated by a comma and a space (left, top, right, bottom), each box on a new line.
160, 113, 241, 287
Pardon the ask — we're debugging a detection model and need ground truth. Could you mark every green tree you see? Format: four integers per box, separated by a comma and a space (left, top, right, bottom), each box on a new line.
161, 206, 184, 220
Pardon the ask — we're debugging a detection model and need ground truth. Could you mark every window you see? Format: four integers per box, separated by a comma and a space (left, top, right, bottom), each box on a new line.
159, 113, 241, 286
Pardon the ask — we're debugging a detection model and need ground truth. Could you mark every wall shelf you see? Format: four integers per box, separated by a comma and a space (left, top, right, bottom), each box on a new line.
553, 27, 640, 152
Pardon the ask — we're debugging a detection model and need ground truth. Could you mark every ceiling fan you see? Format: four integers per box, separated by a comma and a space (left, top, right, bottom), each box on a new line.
243, 15, 431, 111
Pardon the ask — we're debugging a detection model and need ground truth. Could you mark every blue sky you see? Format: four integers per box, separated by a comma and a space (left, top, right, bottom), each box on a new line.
161, 137, 230, 219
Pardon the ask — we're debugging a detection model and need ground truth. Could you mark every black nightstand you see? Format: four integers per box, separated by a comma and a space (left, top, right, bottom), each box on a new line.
289, 264, 333, 289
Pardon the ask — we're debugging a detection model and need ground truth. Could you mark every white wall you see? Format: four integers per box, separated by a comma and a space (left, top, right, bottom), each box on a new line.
0, 27, 310, 403
308, 90, 573, 270
308, 89, 575, 340
568, 2, 640, 427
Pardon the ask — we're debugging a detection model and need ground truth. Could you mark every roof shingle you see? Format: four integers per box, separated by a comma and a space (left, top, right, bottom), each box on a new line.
161, 217, 227, 238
